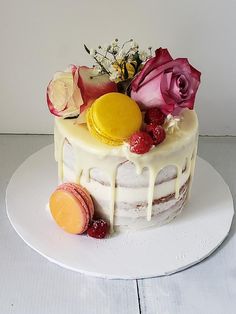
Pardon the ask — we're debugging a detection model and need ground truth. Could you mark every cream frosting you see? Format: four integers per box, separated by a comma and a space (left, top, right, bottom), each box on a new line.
54, 108, 198, 230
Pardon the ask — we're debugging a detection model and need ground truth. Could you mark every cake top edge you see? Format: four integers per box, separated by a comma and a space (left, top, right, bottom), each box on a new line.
55, 108, 198, 158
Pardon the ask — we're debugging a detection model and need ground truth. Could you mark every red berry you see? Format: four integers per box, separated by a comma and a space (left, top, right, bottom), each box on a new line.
129, 131, 153, 154
87, 219, 109, 239
146, 124, 166, 145
144, 108, 166, 125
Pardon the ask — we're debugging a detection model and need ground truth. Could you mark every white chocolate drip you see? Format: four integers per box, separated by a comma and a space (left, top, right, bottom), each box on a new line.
54, 109, 198, 228
147, 168, 156, 221
54, 125, 65, 181
175, 166, 182, 199
109, 168, 117, 232
187, 134, 199, 199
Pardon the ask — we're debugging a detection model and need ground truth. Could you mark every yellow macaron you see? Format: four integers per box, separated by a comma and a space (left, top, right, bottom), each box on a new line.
86, 92, 142, 146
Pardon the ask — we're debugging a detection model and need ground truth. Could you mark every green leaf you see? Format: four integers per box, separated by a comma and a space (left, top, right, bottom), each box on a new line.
123, 63, 129, 80
64, 114, 80, 120
130, 62, 137, 72
84, 44, 90, 55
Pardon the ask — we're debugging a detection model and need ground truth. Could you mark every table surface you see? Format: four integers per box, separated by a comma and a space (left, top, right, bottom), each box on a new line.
0, 135, 235, 314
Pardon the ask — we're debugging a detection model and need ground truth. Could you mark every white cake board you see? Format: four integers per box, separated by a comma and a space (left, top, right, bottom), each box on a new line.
6, 145, 234, 279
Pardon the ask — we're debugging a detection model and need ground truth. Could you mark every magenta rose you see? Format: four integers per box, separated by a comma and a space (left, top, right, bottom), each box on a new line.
130, 48, 201, 115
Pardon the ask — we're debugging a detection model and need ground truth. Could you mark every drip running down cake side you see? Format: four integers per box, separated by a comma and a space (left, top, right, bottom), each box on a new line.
47, 39, 201, 238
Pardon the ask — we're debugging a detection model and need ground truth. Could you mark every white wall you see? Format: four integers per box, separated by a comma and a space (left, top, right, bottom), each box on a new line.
0, 0, 236, 135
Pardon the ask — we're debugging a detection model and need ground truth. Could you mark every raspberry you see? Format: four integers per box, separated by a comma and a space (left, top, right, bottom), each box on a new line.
87, 219, 109, 239
129, 131, 153, 154
146, 124, 166, 145
144, 108, 166, 125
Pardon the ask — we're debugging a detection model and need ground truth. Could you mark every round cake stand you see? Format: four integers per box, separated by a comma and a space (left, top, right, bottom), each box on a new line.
6, 145, 234, 279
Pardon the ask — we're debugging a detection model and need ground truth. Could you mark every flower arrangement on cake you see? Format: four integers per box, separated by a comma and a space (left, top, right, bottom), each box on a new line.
46, 39, 201, 239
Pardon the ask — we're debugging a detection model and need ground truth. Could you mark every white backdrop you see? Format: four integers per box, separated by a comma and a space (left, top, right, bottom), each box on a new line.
0, 0, 236, 135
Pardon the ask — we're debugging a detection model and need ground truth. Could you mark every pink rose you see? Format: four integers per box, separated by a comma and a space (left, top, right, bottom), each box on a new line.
47, 66, 117, 118
130, 48, 201, 115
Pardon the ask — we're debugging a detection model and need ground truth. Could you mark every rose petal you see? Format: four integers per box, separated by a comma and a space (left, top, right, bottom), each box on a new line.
164, 59, 201, 110
131, 73, 166, 110
71, 67, 83, 111
47, 83, 66, 117
160, 103, 175, 115
189, 64, 201, 82
77, 66, 117, 112
76, 110, 87, 124
131, 48, 173, 91
137, 59, 186, 90
47, 67, 84, 118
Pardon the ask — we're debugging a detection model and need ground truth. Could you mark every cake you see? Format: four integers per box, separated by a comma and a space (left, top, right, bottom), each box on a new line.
47, 39, 201, 237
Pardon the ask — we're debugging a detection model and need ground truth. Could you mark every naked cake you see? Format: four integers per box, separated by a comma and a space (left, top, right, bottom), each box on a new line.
47, 39, 201, 238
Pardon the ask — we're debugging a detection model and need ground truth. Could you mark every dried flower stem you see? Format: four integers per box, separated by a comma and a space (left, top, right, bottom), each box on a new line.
93, 56, 110, 74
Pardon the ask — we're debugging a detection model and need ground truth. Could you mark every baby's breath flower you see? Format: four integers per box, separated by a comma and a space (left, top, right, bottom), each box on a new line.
130, 47, 139, 54
111, 39, 119, 47
109, 46, 119, 54
101, 58, 109, 66
96, 55, 104, 63
102, 43, 111, 52
92, 65, 102, 75
130, 41, 139, 49
148, 46, 153, 56
108, 64, 116, 73
164, 114, 181, 134
139, 50, 148, 61
89, 48, 97, 57
127, 50, 136, 59
117, 48, 126, 59
101, 58, 112, 71
85, 39, 152, 82
110, 70, 120, 81
127, 55, 134, 62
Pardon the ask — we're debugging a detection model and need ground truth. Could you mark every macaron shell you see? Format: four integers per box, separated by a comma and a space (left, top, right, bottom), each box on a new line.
49, 188, 90, 234
87, 108, 122, 146
75, 185, 95, 218
93, 93, 142, 139
59, 183, 94, 219
87, 93, 142, 146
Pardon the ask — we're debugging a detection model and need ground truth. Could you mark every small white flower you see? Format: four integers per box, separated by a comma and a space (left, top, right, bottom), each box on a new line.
96, 55, 103, 62
102, 43, 111, 52
102, 58, 111, 66
111, 39, 119, 47
139, 50, 148, 62
92, 65, 102, 75
108, 65, 116, 73
129, 49, 136, 55
130, 47, 139, 55
130, 40, 139, 49
101, 59, 112, 71
117, 48, 126, 59
89, 48, 96, 57
110, 70, 120, 81
110, 46, 119, 54
164, 114, 181, 134
127, 50, 136, 61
